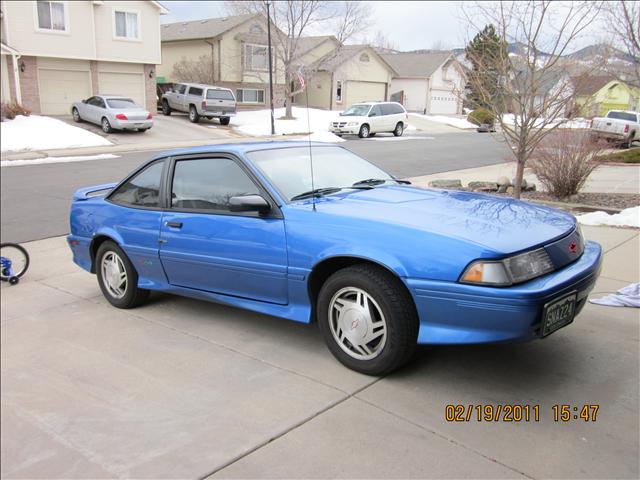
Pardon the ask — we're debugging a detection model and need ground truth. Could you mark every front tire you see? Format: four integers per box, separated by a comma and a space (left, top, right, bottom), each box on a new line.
393, 122, 404, 137
317, 264, 419, 375
189, 105, 200, 123
358, 124, 370, 138
219, 116, 230, 126
96, 241, 149, 309
72, 107, 81, 123
101, 117, 113, 133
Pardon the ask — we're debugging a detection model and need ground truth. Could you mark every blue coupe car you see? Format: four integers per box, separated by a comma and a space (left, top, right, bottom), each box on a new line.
67, 142, 602, 374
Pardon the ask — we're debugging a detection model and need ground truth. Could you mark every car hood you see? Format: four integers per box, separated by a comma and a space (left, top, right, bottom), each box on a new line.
301, 185, 576, 255
333, 115, 366, 122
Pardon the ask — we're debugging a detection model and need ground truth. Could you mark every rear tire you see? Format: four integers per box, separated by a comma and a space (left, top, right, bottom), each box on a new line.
101, 117, 112, 133
96, 241, 149, 309
162, 100, 172, 116
358, 124, 370, 138
317, 264, 419, 375
220, 117, 230, 126
189, 105, 200, 123
393, 122, 404, 137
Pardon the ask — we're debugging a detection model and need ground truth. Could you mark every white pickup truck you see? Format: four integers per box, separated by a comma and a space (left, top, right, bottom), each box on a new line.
591, 110, 639, 148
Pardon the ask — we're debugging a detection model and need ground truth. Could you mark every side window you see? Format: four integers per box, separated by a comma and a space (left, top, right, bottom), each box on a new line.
87, 97, 100, 106
380, 104, 393, 116
171, 158, 259, 212
188, 87, 203, 96
110, 161, 164, 208
370, 105, 382, 116
96, 98, 106, 109
176, 84, 187, 94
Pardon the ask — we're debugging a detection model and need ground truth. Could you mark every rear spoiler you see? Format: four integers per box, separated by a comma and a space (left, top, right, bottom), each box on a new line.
72, 182, 118, 201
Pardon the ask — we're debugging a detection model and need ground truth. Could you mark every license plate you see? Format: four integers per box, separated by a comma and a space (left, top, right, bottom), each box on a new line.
541, 292, 577, 337
134, 123, 143, 127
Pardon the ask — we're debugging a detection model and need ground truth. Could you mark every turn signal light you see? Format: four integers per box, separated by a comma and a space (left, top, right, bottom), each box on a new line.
115, 113, 128, 120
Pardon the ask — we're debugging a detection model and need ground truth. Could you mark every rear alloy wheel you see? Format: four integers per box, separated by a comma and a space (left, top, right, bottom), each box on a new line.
358, 124, 370, 138
318, 264, 419, 375
96, 241, 149, 309
162, 100, 172, 116
189, 105, 200, 123
393, 122, 404, 137
219, 117, 230, 126
72, 107, 81, 122
101, 117, 113, 133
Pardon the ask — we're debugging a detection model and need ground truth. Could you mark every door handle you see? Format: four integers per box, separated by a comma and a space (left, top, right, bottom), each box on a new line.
165, 221, 183, 229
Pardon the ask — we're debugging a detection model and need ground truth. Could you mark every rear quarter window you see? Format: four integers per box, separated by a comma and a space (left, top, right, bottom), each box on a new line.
109, 160, 164, 208
188, 87, 204, 96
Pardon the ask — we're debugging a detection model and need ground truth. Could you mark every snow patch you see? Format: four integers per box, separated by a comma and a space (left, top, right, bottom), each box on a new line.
1, 115, 112, 152
1, 154, 119, 167
501, 114, 590, 130
577, 206, 640, 228
410, 113, 477, 130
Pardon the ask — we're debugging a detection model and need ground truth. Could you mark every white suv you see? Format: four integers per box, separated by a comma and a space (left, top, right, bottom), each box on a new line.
329, 102, 408, 138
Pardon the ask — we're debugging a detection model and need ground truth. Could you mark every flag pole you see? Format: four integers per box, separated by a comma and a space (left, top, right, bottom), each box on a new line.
266, 1, 275, 135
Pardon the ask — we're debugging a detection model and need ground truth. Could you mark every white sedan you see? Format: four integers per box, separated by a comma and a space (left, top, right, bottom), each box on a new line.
71, 95, 153, 133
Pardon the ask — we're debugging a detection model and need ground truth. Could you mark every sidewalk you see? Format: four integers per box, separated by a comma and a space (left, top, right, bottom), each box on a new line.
1, 226, 638, 478
409, 162, 640, 195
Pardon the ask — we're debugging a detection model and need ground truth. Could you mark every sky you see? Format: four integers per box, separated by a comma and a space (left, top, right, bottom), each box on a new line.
158, 1, 606, 52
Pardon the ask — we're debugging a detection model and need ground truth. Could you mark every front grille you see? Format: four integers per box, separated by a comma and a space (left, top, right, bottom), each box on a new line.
332, 122, 347, 127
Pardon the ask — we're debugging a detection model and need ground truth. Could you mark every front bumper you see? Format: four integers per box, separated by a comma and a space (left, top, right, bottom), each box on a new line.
329, 126, 360, 134
407, 241, 603, 345
112, 119, 153, 130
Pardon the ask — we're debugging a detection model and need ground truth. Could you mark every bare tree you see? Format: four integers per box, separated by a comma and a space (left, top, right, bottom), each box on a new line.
603, 1, 640, 86
368, 30, 398, 52
462, 1, 602, 198
226, 1, 373, 119
172, 55, 215, 84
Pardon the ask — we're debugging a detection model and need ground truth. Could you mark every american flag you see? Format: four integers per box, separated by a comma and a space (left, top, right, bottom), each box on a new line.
296, 68, 305, 89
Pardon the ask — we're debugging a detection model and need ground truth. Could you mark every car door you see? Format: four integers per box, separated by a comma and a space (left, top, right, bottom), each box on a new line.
93, 97, 107, 124
381, 104, 396, 131
170, 84, 187, 111
368, 104, 384, 133
106, 159, 168, 285
81, 96, 101, 123
159, 155, 289, 304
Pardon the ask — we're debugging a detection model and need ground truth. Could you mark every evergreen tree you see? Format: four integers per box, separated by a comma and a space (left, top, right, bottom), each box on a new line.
465, 24, 508, 111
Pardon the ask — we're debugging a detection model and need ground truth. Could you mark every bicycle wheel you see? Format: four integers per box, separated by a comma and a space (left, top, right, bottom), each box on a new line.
0, 243, 30, 280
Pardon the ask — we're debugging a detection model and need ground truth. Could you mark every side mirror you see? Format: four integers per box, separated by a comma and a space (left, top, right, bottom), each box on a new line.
229, 194, 271, 214
82, 99, 87, 103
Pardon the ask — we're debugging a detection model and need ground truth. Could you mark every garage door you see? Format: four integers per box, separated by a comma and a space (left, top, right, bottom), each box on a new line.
38, 69, 91, 115
98, 72, 145, 107
430, 92, 458, 115
345, 81, 386, 106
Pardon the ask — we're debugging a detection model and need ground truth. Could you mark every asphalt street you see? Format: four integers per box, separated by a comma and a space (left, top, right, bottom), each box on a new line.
1, 130, 508, 243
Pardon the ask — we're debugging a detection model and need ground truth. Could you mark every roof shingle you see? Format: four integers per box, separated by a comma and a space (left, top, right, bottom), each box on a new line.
161, 14, 255, 42
379, 52, 451, 78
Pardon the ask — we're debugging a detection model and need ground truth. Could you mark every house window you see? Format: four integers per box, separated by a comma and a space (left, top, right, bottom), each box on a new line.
359, 53, 370, 62
237, 89, 265, 104
244, 44, 268, 71
115, 10, 139, 39
249, 24, 264, 35
335, 81, 342, 103
36, 1, 66, 31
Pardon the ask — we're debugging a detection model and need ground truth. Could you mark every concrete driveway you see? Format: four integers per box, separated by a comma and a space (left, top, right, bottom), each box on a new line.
1, 226, 638, 479
58, 113, 235, 146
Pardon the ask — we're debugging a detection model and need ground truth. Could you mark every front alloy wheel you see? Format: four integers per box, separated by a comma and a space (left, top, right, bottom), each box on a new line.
358, 124, 370, 138
318, 264, 419, 375
72, 108, 81, 122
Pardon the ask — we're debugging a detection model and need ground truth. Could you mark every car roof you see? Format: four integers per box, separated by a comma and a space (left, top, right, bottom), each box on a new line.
98, 95, 136, 100
151, 141, 338, 160
177, 82, 232, 91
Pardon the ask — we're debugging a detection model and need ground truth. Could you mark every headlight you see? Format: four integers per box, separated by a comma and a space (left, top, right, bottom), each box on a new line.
347, 122, 358, 126
461, 248, 555, 286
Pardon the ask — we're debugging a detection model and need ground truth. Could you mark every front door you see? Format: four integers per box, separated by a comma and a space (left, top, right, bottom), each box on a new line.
159, 156, 289, 305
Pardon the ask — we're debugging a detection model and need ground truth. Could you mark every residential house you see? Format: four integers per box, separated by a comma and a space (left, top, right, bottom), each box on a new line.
0, 0, 167, 114
572, 75, 640, 117
512, 67, 574, 118
380, 52, 466, 115
295, 44, 396, 110
158, 14, 287, 109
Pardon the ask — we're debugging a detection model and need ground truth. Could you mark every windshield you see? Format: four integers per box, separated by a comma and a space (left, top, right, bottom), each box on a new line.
607, 111, 637, 122
106, 98, 137, 108
341, 104, 371, 116
248, 146, 393, 202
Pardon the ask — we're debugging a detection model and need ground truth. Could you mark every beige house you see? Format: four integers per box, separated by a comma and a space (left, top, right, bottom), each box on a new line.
159, 14, 287, 108
296, 44, 397, 110
0, 0, 167, 114
380, 52, 466, 115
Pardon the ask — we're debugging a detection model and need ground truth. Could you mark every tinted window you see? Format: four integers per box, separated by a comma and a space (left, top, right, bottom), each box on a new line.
175, 84, 187, 94
380, 104, 394, 115
106, 98, 137, 108
369, 105, 382, 116
207, 89, 235, 100
171, 158, 258, 211
390, 103, 405, 114
607, 111, 637, 122
86, 96, 101, 106
188, 87, 203, 96
110, 161, 164, 208
96, 98, 106, 109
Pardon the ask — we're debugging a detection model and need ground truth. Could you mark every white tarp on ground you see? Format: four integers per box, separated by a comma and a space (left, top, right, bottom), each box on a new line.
590, 283, 640, 307
0, 115, 112, 152
577, 206, 640, 228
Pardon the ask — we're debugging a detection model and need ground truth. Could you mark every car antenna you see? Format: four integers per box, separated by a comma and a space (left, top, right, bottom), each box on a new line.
298, 67, 316, 212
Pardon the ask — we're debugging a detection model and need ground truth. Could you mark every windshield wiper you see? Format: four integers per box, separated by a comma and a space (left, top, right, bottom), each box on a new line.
290, 187, 343, 201
351, 178, 412, 187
